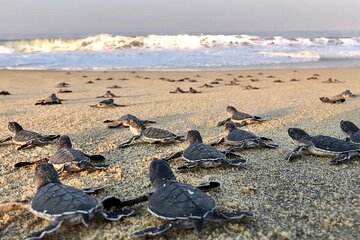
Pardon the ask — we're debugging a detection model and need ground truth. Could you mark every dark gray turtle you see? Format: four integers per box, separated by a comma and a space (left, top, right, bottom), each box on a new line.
340, 120, 360, 145
319, 96, 345, 104
103, 114, 156, 128
118, 119, 184, 148
132, 159, 253, 237
56, 82, 69, 88
243, 85, 259, 90
58, 89, 72, 93
338, 90, 356, 98
285, 128, 360, 165
199, 84, 213, 88
96, 90, 120, 98
90, 99, 125, 108
107, 85, 122, 89
211, 122, 278, 150
170, 87, 188, 93
0, 122, 60, 150
35, 93, 64, 105
0, 90, 11, 95
189, 87, 201, 93
163, 130, 247, 171
0, 163, 144, 240
217, 106, 264, 127
14, 135, 109, 173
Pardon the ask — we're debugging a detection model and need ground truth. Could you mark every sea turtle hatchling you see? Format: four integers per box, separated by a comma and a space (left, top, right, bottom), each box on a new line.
103, 114, 156, 128
90, 99, 125, 108
96, 90, 120, 98
0, 122, 60, 150
340, 120, 360, 145
163, 130, 247, 171
285, 128, 360, 165
132, 159, 253, 237
35, 93, 64, 105
211, 122, 279, 150
217, 106, 265, 127
0, 163, 146, 240
14, 135, 109, 173
118, 119, 184, 148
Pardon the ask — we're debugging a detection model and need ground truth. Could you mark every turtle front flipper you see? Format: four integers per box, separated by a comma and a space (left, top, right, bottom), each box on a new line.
330, 151, 359, 165
223, 151, 242, 158
82, 186, 105, 194
132, 221, 177, 237
215, 210, 253, 220
162, 151, 183, 162
209, 137, 225, 146
84, 154, 105, 162
62, 161, 109, 173
196, 181, 221, 192
285, 146, 308, 161
14, 158, 49, 168
0, 199, 29, 213
25, 220, 62, 240
177, 162, 199, 171
118, 135, 141, 148
0, 136, 12, 144
217, 118, 231, 127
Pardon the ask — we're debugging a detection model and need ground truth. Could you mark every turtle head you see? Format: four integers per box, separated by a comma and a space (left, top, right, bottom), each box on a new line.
56, 135, 72, 148
225, 122, 237, 133
288, 128, 311, 145
340, 120, 359, 135
226, 106, 237, 114
186, 130, 203, 145
34, 163, 61, 190
128, 119, 145, 135
8, 122, 23, 133
150, 159, 176, 188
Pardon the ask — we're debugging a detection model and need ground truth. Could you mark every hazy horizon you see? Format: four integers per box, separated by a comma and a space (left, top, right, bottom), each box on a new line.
0, 0, 359, 38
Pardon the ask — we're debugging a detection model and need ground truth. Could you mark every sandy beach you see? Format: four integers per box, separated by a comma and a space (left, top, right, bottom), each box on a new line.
0, 68, 359, 240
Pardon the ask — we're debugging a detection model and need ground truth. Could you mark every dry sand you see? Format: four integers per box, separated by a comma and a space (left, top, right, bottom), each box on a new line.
0, 68, 359, 240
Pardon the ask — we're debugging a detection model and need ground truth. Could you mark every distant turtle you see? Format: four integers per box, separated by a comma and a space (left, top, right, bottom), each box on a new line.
243, 85, 259, 90
132, 159, 253, 237
0, 122, 59, 150
217, 106, 264, 127
96, 90, 120, 98
319, 96, 345, 104
35, 93, 64, 105
118, 119, 184, 148
170, 87, 188, 94
189, 87, 201, 93
322, 78, 343, 83
0, 91, 11, 95
250, 79, 259, 82
225, 81, 239, 86
0, 163, 144, 240
338, 90, 356, 98
103, 114, 156, 128
58, 89, 72, 93
211, 122, 278, 150
199, 84, 213, 88
86, 80, 94, 84
56, 82, 69, 88
163, 130, 247, 171
14, 135, 109, 173
285, 128, 360, 164
340, 120, 360, 145
90, 99, 125, 108
107, 85, 122, 89
273, 80, 284, 83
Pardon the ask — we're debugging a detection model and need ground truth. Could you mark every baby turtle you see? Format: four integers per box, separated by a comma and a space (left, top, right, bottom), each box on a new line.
107, 85, 122, 89
225, 81, 240, 86
96, 90, 120, 98
340, 120, 360, 145
285, 128, 360, 164
103, 114, 156, 128
58, 89, 72, 93
211, 122, 279, 150
163, 130, 247, 171
14, 135, 109, 173
0, 163, 144, 240
322, 78, 343, 83
56, 82, 69, 88
189, 87, 201, 93
243, 85, 259, 90
35, 93, 64, 105
132, 159, 253, 237
199, 83, 213, 88
90, 99, 125, 108
170, 87, 188, 93
118, 119, 184, 148
0, 122, 60, 150
86, 80, 94, 84
0, 90, 11, 95
217, 106, 264, 127
337, 90, 356, 98
319, 96, 345, 104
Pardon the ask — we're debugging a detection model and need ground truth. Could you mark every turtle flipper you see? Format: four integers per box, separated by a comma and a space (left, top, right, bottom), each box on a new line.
132, 221, 176, 237
84, 154, 105, 162
0, 200, 29, 213
0, 136, 12, 144
330, 151, 359, 165
142, 120, 157, 124
227, 142, 246, 151
224, 159, 246, 166
107, 122, 123, 128
101, 195, 150, 210
196, 181, 220, 191
260, 137, 272, 141
25, 221, 62, 240
103, 119, 115, 123
209, 137, 225, 146
14, 158, 49, 168
285, 146, 307, 161
101, 209, 134, 221
216, 211, 253, 219
177, 162, 199, 171
118, 135, 141, 148
162, 151, 182, 162
175, 135, 185, 142
257, 140, 279, 149
82, 186, 105, 194
223, 151, 242, 158
217, 118, 231, 127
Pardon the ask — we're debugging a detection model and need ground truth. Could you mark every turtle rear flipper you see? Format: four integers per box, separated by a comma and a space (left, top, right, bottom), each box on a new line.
103, 119, 115, 123
330, 151, 360, 165
101, 195, 149, 210
142, 120, 157, 124
223, 159, 246, 166
196, 181, 220, 192
101, 209, 134, 221
217, 118, 231, 127
107, 122, 123, 128
82, 186, 105, 194
209, 137, 225, 146
132, 221, 176, 237
0, 136, 12, 144
257, 140, 279, 148
25, 221, 62, 240
162, 151, 183, 162
216, 211, 253, 219
260, 137, 272, 141
177, 162, 199, 171
175, 135, 185, 142
84, 154, 105, 162
14, 158, 49, 168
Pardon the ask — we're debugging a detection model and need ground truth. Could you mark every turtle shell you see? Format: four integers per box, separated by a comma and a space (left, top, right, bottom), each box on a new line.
232, 111, 253, 121
226, 129, 258, 143
13, 130, 42, 143
49, 147, 90, 164
311, 135, 360, 153
350, 131, 360, 144
30, 183, 99, 221
149, 182, 216, 220
183, 142, 226, 162
142, 127, 177, 140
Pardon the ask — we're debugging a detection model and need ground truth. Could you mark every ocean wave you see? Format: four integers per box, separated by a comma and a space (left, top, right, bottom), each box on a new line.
0, 34, 359, 53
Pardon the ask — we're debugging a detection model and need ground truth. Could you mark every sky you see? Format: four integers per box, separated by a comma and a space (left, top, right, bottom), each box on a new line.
0, 0, 359, 37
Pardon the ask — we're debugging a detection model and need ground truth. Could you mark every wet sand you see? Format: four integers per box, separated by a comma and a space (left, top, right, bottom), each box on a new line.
0, 68, 359, 239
